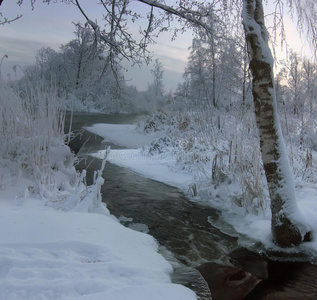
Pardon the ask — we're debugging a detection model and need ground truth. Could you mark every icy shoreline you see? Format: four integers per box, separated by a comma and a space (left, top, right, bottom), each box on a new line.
0, 143, 197, 300
88, 123, 317, 255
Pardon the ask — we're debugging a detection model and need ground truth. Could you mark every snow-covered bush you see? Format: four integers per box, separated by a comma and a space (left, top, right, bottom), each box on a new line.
278, 105, 317, 184
0, 80, 69, 196
0, 78, 111, 216
70, 147, 111, 215
142, 112, 173, 133
141, 103, 317, 214
140, 109, 270, 213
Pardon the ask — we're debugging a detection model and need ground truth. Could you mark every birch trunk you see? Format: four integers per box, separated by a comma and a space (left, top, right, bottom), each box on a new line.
242, 0, 309, 247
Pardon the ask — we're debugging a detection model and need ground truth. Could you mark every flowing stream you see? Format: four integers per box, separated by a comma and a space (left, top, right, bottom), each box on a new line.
66, 112, 249, 299
65, 112, 317, 300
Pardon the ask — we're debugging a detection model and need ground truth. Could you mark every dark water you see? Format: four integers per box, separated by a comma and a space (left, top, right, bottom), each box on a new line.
67, 112, 246, 299
67, 113, 241, 262
67, 112, 317, 300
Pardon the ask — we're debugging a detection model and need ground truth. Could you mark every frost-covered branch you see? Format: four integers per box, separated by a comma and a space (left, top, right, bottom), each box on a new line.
286, 0, 317, 55
5, 0, 317, 57
74, 0, 156, 66
0, 11, 22, 25
72, 0, 228, 68
137, 0, 212, 32
74, 147, 111, 215
74, 0, 128, 58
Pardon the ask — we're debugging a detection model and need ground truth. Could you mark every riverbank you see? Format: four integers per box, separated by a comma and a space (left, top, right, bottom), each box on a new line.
88, 122, 317, 256
0, 144, 197, 300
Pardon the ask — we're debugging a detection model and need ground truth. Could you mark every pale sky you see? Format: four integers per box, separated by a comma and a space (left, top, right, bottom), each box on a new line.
0, 1, 312, 91
0, 0, 191, 91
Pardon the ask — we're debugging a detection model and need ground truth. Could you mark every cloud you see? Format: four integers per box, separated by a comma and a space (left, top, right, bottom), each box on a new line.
0, 0, 191, 89
0, 36, 60, 78
150, 43, 189, 72
0, 1, 82, 77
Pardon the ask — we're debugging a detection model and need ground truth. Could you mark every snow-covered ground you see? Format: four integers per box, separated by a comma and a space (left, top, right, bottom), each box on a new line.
3, 118, 315, 299
0, 151, 197, 300
89, 123, 317, 255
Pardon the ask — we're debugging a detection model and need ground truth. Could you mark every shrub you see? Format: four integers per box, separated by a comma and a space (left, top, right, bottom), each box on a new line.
0, 79, 68, 195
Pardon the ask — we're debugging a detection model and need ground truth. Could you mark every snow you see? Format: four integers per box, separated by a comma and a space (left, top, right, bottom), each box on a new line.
94, 149, 194, 190
271, 85, 311, 236
3, 115, 316, 299
0, 153, 197, 300
242, 0, 274, 66
87, 123, 196, 190
223, 182, 317, 253
88, 123, 317, 255
86, 124, 156, 148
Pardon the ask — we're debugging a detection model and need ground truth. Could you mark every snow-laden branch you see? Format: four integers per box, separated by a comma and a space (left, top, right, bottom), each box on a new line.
74, 0, 130, 59
137, 0, 212, 32
287, 0, 317, 55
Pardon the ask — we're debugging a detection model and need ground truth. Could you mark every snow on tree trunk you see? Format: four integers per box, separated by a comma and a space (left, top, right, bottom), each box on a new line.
242, 0, 309, 247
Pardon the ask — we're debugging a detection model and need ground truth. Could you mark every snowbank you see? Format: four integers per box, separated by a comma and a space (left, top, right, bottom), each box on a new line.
86, 124, 156, 149
0, 79, 197, 299
0, 185, 196, 300
0, 144, 196, 300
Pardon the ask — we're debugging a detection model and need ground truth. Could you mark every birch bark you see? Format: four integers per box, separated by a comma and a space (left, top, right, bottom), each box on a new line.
242, 0, 310, 247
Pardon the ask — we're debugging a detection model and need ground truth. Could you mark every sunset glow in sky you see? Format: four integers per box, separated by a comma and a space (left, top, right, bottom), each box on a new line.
0, 1, 312, 91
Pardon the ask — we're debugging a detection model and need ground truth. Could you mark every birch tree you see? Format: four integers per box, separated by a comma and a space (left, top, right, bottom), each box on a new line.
84, 0, 315, 247
241, 0, 309, 247
142, 0, 315, 247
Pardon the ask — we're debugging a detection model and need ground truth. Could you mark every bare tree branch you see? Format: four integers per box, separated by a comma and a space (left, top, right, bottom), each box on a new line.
4, 0, 317, 56
0, 12, 22, 25
74, 0, 130, 59
288, 0, 317, 54
266, 0, 317, 56
137, 0, 212, 32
